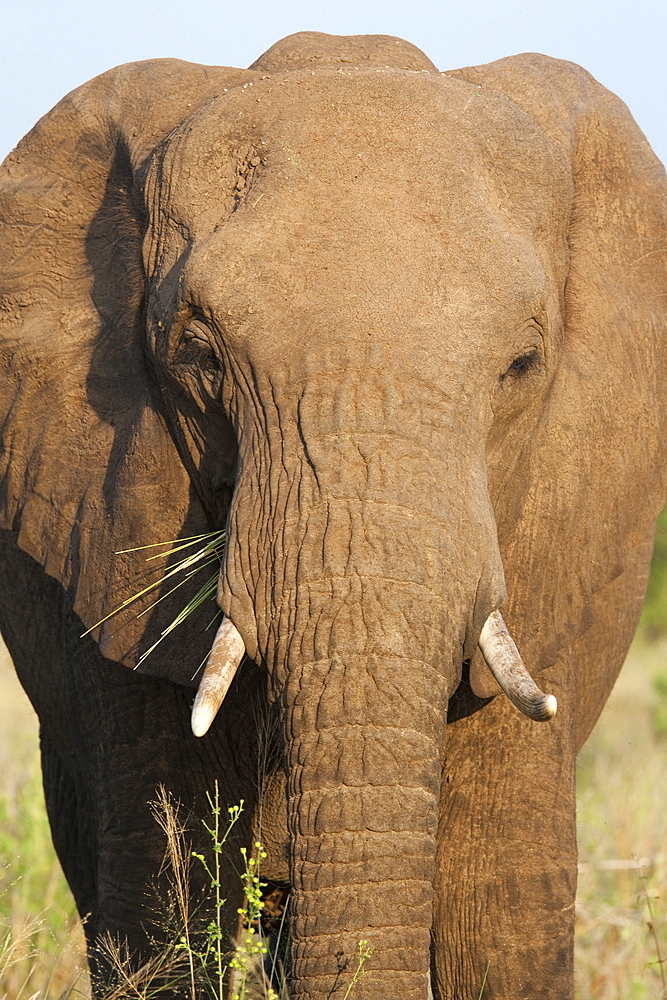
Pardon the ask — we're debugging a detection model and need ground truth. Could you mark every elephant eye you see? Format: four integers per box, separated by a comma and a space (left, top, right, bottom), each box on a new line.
172, 320, 222, 372
502, 348, 540, 381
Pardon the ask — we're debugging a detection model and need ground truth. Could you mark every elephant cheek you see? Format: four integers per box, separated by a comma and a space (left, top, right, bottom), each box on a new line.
216, 539, 261, 664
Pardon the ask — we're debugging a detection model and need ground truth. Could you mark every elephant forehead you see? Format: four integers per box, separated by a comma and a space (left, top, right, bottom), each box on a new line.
148, 69, 566, 374
153, 68, 568, 245
184, 200, 550, 339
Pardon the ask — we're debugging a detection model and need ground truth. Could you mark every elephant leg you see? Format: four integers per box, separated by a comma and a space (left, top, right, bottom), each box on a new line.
0, 534, 267, 992
58, 626, 267, 996
433, 656, 577, 1000
40, 731, 99, 943
433, 539, 653, 999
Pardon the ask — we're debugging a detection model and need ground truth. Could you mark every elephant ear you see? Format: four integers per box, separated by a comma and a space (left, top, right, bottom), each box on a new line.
450, 55, 667, 696
0, 59, 253, 683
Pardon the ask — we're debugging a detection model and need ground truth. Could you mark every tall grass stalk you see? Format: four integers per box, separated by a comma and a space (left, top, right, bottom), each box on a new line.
636, 858, 667, 997
190, 790, 245, 999
477, 960, 490, 999
150, 786, 198, 999
81, 532, 226, 666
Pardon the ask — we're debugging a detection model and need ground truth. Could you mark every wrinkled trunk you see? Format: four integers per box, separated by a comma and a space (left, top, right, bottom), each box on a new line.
274, 578, 452, 999
260, 506, 500, 998
218, 372, 505, 998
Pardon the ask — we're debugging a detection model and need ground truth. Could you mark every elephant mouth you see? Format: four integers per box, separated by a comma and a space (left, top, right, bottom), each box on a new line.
189, 608, 557, 737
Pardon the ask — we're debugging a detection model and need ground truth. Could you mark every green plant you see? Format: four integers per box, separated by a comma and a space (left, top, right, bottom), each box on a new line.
148, 786, 382, 1000
151, 787, 284, 999
190, 790, 245, 999
227, 843, 277, 1000
341, 940, 373, 1000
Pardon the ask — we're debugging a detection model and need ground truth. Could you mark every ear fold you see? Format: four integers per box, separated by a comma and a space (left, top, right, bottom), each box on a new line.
0, 59, 252, 683
451, 55, 667, 695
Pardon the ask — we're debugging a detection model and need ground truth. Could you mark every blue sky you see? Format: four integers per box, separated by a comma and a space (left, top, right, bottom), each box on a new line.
2, 0, 665, 164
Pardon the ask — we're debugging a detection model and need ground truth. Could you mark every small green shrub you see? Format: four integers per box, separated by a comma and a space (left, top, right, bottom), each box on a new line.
143, 787, 370, 1000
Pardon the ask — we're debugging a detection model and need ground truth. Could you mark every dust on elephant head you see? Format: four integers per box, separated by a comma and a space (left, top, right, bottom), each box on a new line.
1, 30, 666, 1000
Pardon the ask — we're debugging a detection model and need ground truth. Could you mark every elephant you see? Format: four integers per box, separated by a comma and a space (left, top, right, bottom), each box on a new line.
0, 28, 666, 1000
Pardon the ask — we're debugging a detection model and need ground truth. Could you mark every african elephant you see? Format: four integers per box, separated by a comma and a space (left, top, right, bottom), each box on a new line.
1, 29, 666, 1000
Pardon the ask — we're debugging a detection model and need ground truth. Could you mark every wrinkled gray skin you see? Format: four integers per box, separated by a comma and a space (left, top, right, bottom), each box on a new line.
1, 31, 666, 1000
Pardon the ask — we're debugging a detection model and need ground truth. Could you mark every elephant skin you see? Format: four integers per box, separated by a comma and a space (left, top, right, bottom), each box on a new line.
0, 30, 666, 1000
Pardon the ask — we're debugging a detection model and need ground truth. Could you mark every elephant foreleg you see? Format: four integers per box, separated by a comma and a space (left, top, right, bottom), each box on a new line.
433, 657, 577, 1000
40, 731, 100, 943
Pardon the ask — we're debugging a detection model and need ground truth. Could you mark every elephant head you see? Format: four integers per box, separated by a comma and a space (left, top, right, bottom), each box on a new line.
1, 31, 666, 999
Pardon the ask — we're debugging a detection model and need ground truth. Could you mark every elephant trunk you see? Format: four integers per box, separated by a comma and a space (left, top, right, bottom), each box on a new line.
215, 375, 508, 996
272, 580, 454, 1000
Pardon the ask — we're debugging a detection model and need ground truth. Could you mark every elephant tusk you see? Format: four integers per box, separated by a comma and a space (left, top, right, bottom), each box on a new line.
191, 617, 246, 737
478, 610, 557, 722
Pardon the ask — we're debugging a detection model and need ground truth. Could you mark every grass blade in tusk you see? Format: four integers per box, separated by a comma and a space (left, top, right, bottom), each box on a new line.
478, 610, 557, 722
191, 617, 246, 737
81, 531, 226, 660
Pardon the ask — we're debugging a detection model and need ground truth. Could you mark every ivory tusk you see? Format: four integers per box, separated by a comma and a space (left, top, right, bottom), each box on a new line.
478, 610, 557, 722
191, 617, 246, 737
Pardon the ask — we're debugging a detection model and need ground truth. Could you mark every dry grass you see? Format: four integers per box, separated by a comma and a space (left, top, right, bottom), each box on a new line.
575, 639, 667, 1000
1, 635, 666, 998
0, 640, 88, 999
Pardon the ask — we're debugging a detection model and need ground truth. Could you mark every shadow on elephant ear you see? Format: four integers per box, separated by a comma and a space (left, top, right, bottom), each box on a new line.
83, 136, 150, 463
73, 136, 233, 684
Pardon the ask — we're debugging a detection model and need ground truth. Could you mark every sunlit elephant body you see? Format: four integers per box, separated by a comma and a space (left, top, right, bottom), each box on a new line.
0, 32, 665, 1000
